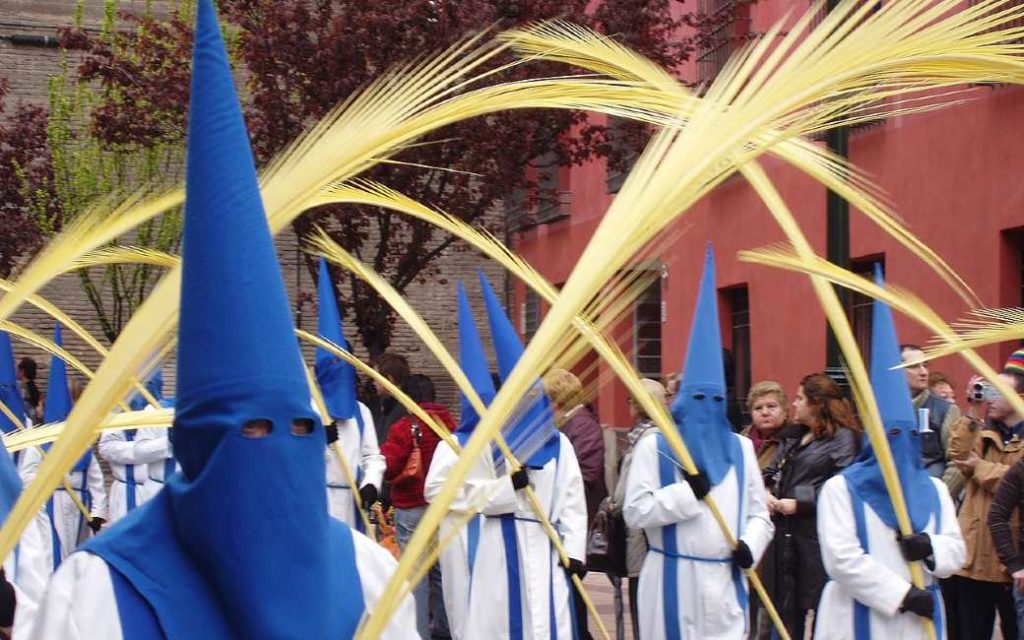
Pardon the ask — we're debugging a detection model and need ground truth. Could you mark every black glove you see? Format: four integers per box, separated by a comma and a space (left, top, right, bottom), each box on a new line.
359, 484, 379, 507
732, 540, 754, 569
0, 567, 14, 627
565, 558, 588, 579
684, 471, 711, 500
897, 532, 933, 562
899, 586, 934, 619
510, 467, 530, 491
88, 517, 105, 534
325, 421, 339, 445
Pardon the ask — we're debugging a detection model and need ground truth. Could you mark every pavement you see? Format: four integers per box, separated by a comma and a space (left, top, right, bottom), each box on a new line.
584, 573, 634, 640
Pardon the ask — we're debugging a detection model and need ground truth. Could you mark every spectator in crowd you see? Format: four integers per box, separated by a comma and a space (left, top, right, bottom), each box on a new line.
742, 380, 801, 469
664, 372, 680, 406
930, 371, 957, 404
947, 350, 1024, 640
372, 352, 411, 444
987, 450, 1024, 640
380, 373, 454, 639
16, 357, 39, 425
741, 380, 804, 639
763, 373, 860, 639
900, 345, 962, 489
608, 378, 665, 640
544, 367, 607, 640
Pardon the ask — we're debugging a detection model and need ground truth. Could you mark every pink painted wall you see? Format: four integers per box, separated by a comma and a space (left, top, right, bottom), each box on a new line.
513, 4, 1024, 429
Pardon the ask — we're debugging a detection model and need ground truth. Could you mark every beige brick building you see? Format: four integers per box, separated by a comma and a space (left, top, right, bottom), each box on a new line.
0, 0, 506, 419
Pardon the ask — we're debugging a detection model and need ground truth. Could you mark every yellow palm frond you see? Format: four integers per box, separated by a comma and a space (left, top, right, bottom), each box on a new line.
0, 189, 182, 325
73, 246, 180, 270
0, 41, 692, 567
737, 242, 1023, 417
3, 408, 175, 452
915, 307, 1024, 360
501, 19, 981, 306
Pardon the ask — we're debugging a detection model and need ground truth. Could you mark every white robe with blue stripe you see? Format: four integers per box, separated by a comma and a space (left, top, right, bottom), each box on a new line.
461, 433, 587, 640
424, 439, 500, 640
325, 402, 385, 528
15, 527, 419, 639
813, 475, 964, 640
98, 426, 169, 524
623, 431, 774, 640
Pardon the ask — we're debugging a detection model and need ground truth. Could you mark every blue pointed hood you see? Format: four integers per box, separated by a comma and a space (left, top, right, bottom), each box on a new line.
670, 244, 741, 485
42, 324, 91, 473
843, 266, 939, 532
83, 2, 361, 637
128, 368, 164, 411
479, 271, 558, 468
43, 324, 71, 424
315, 257, 358, 420
0, 332, 26, 433
457, 281, 495, 442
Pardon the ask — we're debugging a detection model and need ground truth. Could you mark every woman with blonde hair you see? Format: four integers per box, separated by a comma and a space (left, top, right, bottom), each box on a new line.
742, 381, 802, 469
763, 373, 861, 639
544, 367, 606, 640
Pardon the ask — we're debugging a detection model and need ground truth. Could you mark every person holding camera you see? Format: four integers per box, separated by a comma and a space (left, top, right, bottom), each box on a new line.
944, 349, 1024, 640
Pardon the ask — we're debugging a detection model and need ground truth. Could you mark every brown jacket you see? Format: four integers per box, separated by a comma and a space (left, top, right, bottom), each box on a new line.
949, 416, 1024, 583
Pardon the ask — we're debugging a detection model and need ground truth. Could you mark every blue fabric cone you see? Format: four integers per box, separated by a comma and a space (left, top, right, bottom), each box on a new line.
0, 332, 27, 433
42, 325, 71, 424
456, 281, 496, 442
315, 257, 358, 420
670, 244, 741, 486
40, 324, 91, 472
843, 266, 938, 532
478, 271, 558, 468
83, 1, 362, 638
128, 369, 164, 412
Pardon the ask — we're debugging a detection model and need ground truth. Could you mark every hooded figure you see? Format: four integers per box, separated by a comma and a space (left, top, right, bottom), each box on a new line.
0, 333, 27, 436
424, 282, 513, 639
27, 324, 108, 564
0, 399, 52, 633
20, 2, 414, 638
479, 272, 559, 471
97, 370, 170, 524
139, 370, 180, 504
316, 258, 384, 529
460, 275, 588, 640
814, 269, 964, 640
623, 245, 773, 640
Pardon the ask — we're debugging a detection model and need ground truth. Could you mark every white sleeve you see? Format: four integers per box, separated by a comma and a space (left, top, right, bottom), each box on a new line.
424, 442, 507, 517
927, 477, 966, 579
16, 552, 122, 640
16, 448, 41, 486
555, 435, 588, 560
98, 430, 168, 465
87, 456, 107, 520
358, 404, 385, 490
352, 532, 421, 640
623, 433, 701, 529
817, 476, 910, 616
738, 437, 774, 562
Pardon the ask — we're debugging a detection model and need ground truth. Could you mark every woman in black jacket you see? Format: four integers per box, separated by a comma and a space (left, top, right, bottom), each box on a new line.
762, 373, 860, 640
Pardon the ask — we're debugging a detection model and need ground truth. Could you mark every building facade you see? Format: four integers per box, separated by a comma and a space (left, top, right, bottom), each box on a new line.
510, 0, 1024, 428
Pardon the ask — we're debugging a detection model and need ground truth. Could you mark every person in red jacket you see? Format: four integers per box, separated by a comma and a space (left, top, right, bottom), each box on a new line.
381, 373, 455, 639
